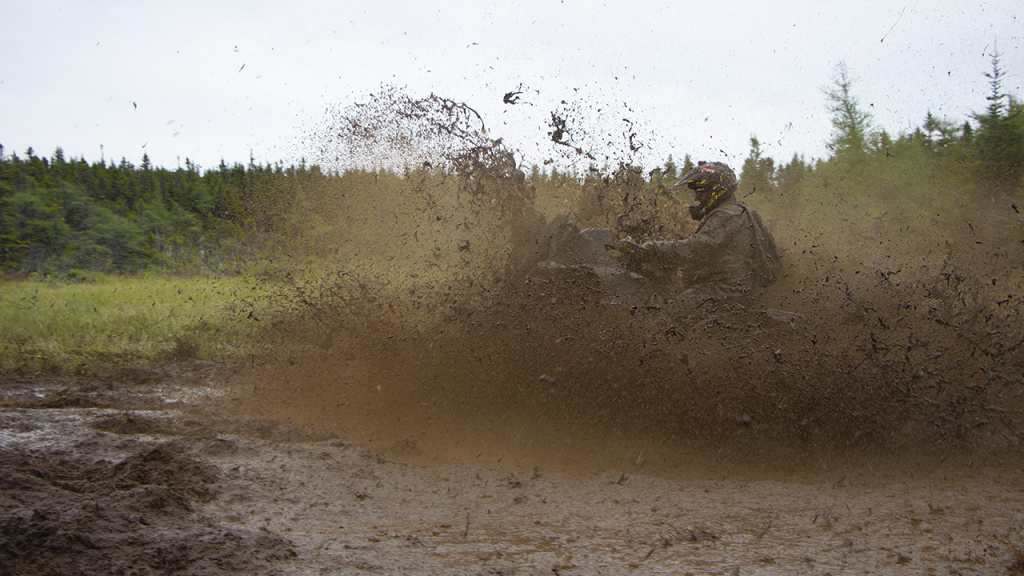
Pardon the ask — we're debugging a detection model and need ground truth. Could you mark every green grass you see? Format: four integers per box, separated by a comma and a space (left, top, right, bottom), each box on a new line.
0, 274, 273, 376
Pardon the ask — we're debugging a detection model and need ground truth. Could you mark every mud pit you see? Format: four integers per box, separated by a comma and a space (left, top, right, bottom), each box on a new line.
5, 91, 1024, 574
2, 365, 1024, 575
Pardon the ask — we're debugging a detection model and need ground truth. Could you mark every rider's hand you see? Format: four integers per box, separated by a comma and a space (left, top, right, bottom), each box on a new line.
615, 239, 655, 270
617, 239, 641, 254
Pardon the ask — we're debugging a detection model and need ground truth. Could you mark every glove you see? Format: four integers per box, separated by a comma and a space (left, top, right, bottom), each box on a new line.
614, 239, 656, 270
616, 239, 639, 253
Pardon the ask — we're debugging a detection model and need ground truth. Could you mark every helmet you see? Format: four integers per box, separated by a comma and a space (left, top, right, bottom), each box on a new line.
675, 161, 738, 220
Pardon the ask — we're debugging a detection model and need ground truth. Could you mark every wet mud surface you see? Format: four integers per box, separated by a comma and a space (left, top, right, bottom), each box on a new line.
2, 364, 1024, 575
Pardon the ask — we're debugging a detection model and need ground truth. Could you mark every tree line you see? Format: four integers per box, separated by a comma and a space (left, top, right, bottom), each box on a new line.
737, 54, 1023, 211
2, 53, 1020, 278
0, 148, 340, 276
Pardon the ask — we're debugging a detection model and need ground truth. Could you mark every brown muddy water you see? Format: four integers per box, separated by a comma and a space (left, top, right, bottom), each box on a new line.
1, 365, 1023, 575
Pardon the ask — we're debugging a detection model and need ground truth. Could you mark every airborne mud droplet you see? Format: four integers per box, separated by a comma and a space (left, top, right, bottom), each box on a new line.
234, 87, 1024, 474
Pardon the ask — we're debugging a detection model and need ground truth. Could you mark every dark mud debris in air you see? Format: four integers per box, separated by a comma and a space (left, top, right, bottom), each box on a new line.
548, 109, 597, 160
503, 84, 525, 105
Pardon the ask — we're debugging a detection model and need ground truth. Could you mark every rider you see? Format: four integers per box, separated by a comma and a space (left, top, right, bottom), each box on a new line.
621, 161, 779, 305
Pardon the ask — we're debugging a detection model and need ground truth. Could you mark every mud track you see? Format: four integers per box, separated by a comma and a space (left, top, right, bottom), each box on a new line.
1, 360, 1023, 575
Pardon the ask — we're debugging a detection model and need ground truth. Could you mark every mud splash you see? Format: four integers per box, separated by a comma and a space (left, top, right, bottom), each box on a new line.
233, 89, 1024, 475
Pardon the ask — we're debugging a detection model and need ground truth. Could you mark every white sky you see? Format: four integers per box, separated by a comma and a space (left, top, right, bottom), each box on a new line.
1, 0, 1021, 173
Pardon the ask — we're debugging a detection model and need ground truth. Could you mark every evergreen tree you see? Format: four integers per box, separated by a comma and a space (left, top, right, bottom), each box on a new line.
971, 50, 1024, 193
740, 136, 776, 195
663, 154, 678, 179
823, 61, 875, 162
680, 154, 695, 174
775, 154, 809, 194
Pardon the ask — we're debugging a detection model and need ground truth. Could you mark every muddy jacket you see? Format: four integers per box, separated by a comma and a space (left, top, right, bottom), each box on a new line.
646, 198, 778, 297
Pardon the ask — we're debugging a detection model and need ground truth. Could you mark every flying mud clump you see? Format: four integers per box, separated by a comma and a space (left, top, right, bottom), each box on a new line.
296, 86, 544, 293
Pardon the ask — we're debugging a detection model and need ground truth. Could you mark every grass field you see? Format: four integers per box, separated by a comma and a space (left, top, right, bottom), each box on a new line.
0, 274, 272, 376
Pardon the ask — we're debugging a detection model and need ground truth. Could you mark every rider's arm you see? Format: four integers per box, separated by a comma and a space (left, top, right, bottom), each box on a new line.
643, 208, 738, 267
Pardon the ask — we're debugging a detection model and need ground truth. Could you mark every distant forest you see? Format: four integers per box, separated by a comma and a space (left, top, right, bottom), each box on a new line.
0, 147, 337, 276
2, 55, 1021, 278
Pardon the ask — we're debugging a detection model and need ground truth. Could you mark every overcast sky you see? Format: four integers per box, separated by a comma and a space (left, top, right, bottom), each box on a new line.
1, 0, 1021, 173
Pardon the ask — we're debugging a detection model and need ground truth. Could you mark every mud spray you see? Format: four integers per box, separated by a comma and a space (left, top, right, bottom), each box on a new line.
230, 88, 1024, 476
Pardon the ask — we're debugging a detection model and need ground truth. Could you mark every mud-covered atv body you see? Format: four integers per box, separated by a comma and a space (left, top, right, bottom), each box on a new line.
516, 212, 789, 320
517, 214, 653, 298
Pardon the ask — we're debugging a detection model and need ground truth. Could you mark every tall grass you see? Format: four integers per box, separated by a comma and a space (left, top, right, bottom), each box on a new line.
0, 274, 270, 376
